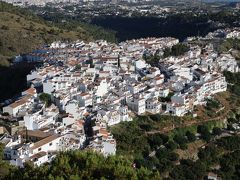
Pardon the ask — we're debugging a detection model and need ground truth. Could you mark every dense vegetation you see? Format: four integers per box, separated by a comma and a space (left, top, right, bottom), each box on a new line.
34, 9, 117, 43
0, 144, 13, 179
111, 115, 215, 174
91, 13, 217, 42
219, 38, 240, 53
0, 144, 160, 180
223, 71, 240, 96
110, 113, 240, 179
218, 38, 240, 60
205, 98, 221, 110
163, 44, 190, 58
91, 9, 240, 42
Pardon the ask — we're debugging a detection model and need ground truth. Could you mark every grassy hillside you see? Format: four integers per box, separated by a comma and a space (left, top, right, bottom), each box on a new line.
0, 2, 116, 66
0, 12, 82, 64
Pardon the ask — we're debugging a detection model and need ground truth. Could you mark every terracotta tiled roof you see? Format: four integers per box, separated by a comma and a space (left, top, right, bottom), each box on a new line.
24, 87, 36, 96
18, 130, 51, 139
29, 151, 47, 160
30, 134, 60, 150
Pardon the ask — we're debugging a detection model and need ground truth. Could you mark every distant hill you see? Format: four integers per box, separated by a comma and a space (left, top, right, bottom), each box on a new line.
0, 2, 116, 66
203, 0, 240, 2
1, 0, 78, 6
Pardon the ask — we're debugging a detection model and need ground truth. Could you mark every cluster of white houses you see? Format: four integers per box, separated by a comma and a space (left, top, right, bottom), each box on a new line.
205, 27, 240, 40
1, 34, 239, 167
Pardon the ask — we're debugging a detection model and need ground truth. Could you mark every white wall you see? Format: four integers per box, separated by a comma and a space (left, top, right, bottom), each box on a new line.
96, 80, 108, 97
31, 137, 62, 155
43, 81, 54, 94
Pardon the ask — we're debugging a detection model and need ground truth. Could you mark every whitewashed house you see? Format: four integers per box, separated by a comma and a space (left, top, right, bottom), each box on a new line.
127, 96, 146, 115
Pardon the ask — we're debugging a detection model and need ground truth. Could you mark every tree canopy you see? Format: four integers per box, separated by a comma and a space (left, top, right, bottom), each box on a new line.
39, 93, 51, 107
4, 150, 160, 180
163, 44, 189, 58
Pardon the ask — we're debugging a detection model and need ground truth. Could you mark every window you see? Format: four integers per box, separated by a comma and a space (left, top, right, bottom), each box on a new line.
38, 148, 41, 151
49, 142, 52, 146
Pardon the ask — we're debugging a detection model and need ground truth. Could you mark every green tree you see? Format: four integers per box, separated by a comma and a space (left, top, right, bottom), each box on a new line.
217, 136, 240, 151
173, 134, 188, 145
163, 44, 189, 58
75, 64, 81, 70
197, 125, 211, 142
212, 127, 222, 136
170, 160, 206, 179
186, 131, 196, 142
0, 143, 13, 179
147, 134, 163, 149
39, 93, 51, 107
198, 145, 220, 166
165, 140, 178, 151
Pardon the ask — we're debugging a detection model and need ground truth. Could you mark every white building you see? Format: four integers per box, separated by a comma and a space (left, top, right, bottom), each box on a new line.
24, 105, 59, 130
166, 103, 187, 116
78, 93, 92, 107
127, 96, 146, 115
146, 97, 161, 114
3, 95, 34, 117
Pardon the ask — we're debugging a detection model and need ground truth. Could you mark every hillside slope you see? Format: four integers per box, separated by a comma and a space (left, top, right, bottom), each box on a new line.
0, 12, 82, 63
0, 2, 116, 66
